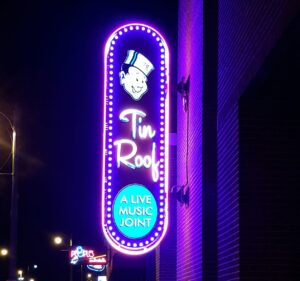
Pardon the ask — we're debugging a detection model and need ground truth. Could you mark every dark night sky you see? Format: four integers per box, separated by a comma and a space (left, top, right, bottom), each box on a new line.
0, 1, 177, 280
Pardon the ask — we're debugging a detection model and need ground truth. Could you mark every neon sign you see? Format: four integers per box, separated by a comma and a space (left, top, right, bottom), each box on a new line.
102, 23, 170, 255
87, 264, 106, 272
70, 246, 107, 265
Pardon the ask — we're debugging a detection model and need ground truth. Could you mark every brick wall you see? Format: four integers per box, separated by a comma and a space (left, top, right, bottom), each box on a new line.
218, 0, 299, 119
217, 1, 299, 280
238, 13, 300, 279
177, 0, 299, 280
177, 0, 203, 280
217, 105, 240, 281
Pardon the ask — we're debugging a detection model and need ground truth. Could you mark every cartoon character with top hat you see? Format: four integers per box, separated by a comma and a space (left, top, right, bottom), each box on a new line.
119, 50, 154, 101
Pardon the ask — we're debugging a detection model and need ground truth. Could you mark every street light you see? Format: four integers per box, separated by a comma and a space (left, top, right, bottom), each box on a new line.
53, 235, 72, 248
0, 111, 17, 281
0, 248, 9, 256
52, 234, 73, 281
17, 269, 24, 281
53, 236, 63, 245
0, 111, 15, 176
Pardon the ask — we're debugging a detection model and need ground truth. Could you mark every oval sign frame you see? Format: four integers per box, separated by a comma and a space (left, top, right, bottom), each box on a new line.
101, 23, 170, 255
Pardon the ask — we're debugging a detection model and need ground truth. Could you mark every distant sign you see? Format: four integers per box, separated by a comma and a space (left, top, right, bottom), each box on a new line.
87, 264, 106, 272
70, 246, 107, 265
102, 23, 170, 255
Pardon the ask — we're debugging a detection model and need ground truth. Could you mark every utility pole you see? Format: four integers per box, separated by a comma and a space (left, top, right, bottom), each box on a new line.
70, 236, 73, 281
9, 127, 17, 281
0, 111, 17, 281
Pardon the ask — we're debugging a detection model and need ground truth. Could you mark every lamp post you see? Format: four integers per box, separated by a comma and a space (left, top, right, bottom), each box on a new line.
0, 111, 17, 281
17, 270, 23, 280
53, 235, 73, 281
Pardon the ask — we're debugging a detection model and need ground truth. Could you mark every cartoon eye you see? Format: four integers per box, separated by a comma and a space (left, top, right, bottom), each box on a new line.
136, 78, 139, 82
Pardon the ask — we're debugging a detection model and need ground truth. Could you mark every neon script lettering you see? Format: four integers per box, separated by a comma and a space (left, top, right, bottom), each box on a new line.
114, 109, 159, 182
119, 109, 156, 139
70, 246, 95, 265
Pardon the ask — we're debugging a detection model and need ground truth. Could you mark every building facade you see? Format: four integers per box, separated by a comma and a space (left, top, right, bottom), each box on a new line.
158, 0, 300, 280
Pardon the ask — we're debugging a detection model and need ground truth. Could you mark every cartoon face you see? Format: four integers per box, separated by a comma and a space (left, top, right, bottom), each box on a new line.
119, 66, 148, 101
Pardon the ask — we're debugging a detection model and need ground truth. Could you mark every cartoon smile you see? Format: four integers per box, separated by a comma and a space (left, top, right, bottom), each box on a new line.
131, 86, 143, 93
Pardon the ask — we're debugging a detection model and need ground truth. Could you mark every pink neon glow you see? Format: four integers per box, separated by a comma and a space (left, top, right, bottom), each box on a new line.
101, 22, 170, 255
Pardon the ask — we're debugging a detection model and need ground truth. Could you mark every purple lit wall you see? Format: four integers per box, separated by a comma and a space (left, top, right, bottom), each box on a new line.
177, 0, 299, 280
177, 0, 203, 280
217, 105, 239, 281
217, 1, 300, 279
218, 0, 300, 115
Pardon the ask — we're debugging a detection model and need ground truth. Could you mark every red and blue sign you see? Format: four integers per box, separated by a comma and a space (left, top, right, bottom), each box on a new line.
70, 246, 107, 265
101, 23, 170, 255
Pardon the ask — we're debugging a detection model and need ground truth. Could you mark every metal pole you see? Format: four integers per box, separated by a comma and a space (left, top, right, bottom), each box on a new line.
9, 128, 17, 280
70, 236, 73, 281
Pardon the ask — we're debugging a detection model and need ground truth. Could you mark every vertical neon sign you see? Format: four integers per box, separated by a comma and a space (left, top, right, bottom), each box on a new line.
102, 23, 170, 255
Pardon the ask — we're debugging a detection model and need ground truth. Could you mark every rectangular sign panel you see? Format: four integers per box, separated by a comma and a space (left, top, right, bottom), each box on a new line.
102, 23, 170, 255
